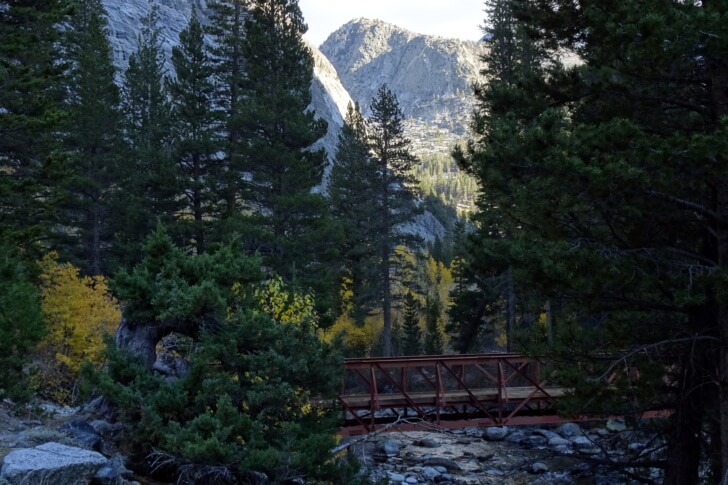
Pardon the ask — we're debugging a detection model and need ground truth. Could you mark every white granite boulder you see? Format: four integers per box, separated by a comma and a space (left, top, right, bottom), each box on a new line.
1, 442, 107, 485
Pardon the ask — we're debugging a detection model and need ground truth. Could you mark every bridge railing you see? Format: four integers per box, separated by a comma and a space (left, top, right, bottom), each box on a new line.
339, 353, 566, 435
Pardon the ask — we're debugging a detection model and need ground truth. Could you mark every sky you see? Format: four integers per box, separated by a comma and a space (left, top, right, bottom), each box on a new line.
298, 0, 487, 46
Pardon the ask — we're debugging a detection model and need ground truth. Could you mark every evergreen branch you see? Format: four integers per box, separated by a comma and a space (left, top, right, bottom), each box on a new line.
593, 336, 720, 383
648, 190, 728, 224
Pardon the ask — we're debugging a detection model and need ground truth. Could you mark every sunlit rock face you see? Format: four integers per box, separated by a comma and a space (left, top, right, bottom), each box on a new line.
102, 0, 351, 170
102, 4, 445, 241
320, 18, 485, 145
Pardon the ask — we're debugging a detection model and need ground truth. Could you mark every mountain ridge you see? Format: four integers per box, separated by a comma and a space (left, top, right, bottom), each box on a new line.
320, 18, 485, 144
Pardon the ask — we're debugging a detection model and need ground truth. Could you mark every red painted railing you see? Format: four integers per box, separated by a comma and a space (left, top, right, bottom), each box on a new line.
338, 353, 571, 435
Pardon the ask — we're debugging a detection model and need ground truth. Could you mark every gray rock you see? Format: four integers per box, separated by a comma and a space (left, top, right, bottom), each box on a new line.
60, 419, 102, 450
405, 477, 418, 484
531, 462, 549, 474
523, 435, 548, 448
593, 427, 610, 437
423, 457, 462, 472
572, 436, 601, 455
414, 438, 440, 448
90, 420, 123, 436
628, 442, 646, 452
557, 422, 582, 438
483, 426, 510, 441
504, 431, 526, 443
551, 445, 573, 455
94, 453, 131, 485
571, 436, 595, 450
380, 439, 404, 456
14, 426, 68, 448
388, 472, 406, 482
547, 436, 571, 448
1, 442, 107, 485
578, 447, 602, 455
423, 467, 441, 479
606, 418, 627, 432
533, 428, 560, 441
435, 466, 448, 474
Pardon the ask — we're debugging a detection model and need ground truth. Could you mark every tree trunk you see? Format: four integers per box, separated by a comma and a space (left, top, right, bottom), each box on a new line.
664, 347, 708, 485
506, 267, 516, 352
706, 0, 728, 474
382, 253, 392, 357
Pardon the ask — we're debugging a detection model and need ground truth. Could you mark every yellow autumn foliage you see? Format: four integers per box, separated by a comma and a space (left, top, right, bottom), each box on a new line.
323, 275, 382, 356
35, 253, 121, 403
254, 276, 318, 327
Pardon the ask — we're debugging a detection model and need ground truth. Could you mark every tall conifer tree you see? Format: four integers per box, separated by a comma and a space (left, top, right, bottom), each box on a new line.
461, 0, 728, 481
168, 10, 220, 254
206, 0, 248, 218
401, 292, 422, 356
116, 5, 175, 266
60, 0, 125, 274
330, 103, 382, 324
239, 0, 328, 262
368, 85, 421, 356
0, 1, 68, 250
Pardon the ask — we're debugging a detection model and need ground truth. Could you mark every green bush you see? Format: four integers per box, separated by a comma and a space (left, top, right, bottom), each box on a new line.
88, 230, 350, 483
0, 246, 46, 401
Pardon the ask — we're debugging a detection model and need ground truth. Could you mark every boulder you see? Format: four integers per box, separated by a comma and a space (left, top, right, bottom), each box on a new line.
531, 462, 549, 474
388, 472, 406, 482
414, 438, 440, 448
1, 442, 107, 485
93, 453, 132, 485
547, 436, 571, 449
532, 428, 560, 441
483, 427, 509, 441
423, 457, 462, 472
423, 467, 441, 479
60, 420, 102, 450
606, 418, 627, 432
557, 422, 582, 438
379, 439, 404, 456
89, 420, 123, 436
572, 436, 601, 455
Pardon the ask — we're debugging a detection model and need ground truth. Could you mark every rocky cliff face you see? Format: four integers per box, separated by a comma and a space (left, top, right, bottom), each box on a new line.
320, 18, 485, 152
101, 0, 350, 169
101, 3, 443, 240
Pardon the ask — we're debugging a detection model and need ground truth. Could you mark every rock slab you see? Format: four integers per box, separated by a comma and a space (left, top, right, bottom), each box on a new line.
1, 442, 107, 485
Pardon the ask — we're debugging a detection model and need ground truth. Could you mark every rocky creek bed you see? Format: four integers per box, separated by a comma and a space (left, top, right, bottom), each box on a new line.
0, 400, 663, 484
347, 420, 664, 484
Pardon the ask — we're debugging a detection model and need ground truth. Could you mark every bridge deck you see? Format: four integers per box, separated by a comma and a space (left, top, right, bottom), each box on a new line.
342, 386, 568, 409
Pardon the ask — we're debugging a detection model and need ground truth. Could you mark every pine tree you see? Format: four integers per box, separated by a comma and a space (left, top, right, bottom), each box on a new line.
0, 1, 68, 251
237, 0, 338, 324
88, 229, 348, 482
167, 9, 220, 254
206, 0, 247, 217
239, 0, 328, 262
330, 103, 382, 324
59, 0, 125, 274
115, 5, 175, 266
401, 292, 422, 356
368, 85, 421, 356
450, 0, 546, 353
424, 297, 445, 355
0, 245, 45, 401
462, 0, 728, 481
